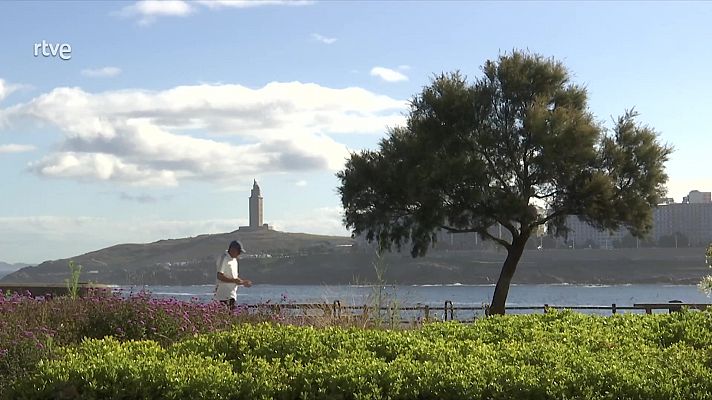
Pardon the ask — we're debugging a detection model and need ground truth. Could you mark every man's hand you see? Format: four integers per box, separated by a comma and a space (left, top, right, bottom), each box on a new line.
235, 278, 252, 287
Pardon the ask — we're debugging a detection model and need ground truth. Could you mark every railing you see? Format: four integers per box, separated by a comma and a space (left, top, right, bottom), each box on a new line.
633, 302, 712, 314
0, 283, 111, 298
5, 285, 708, 321
244, 300, 712, 323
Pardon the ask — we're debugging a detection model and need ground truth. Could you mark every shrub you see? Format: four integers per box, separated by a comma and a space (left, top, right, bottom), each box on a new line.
6, 297, 712, 399
7, 338, 235, 400
168, 312, 712, 399
0, 289, 263, 396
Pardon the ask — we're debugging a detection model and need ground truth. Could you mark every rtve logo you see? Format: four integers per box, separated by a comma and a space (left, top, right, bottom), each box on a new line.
33, 40, 72, 60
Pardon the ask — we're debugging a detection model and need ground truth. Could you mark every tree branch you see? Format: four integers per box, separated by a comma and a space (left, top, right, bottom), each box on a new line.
532, 189, 560, 199
452, 129, 512, 194
440, 224, 511, 250
485, 153, 513, 191
480, 230, 512, 250
521, 127, 533, 200
533, 209, 567, 228
439, 225, 477, 234
493, 216, 518, 238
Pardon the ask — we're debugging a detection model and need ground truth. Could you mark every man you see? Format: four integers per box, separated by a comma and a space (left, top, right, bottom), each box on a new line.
215, 240, 252, 309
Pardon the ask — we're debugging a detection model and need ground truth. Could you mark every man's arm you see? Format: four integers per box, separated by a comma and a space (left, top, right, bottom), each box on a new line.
216, 272, 251, 287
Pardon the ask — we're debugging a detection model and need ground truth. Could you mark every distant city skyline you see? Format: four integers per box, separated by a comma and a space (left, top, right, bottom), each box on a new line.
558, 189, 712, 249
1, 1, 711, 263
426, 189, 712, 252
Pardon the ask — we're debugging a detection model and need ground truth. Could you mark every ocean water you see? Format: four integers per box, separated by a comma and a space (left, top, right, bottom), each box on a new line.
118, 283, 712, 316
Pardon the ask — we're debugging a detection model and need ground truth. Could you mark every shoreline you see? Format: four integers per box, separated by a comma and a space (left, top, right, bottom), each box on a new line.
3, 247, 708, 286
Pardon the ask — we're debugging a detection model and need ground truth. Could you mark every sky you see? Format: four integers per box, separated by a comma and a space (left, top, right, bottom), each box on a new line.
0, 0, 711, 264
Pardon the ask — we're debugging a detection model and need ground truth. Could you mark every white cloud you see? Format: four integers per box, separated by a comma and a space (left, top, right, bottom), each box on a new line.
118, 0, 194, 25
398, 65, 411, 71
129, 0, 193, 15
118, 0, 313, 24
0, 79, 21, 102
0, 144, 35, 154
295, 180, 307, 187
0, 212, 351, 264
81, 67, 122, 78
0, 80, 10, 102
2, 82, 406, 186
0, 215, 247, 263
197, 0, 314, 9
0, 216, 104, 235
29, 151, 180, 186
370, 66, 409, 83
118, 192, 161, 203
311, 33, 337, 45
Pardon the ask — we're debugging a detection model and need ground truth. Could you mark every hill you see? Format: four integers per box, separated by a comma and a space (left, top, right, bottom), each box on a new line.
0, 229, 354, 285
0, 261, 30, 279
1, 228, 709, 285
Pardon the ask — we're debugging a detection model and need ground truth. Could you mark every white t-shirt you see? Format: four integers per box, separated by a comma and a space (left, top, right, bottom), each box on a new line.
215, 251, 239, 301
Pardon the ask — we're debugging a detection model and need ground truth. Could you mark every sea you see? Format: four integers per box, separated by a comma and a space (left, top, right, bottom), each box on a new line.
116, 283, 712, 317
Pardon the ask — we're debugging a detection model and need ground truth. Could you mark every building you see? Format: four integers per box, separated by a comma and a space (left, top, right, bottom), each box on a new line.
239, 180, 272, 231
683, 190, 712, 204
557, 190, 712, 248
650, 190, 712, 246
559, 216, 627, 249
653, 202, 712, 246
249, 180, 263, 228
355, 189, 712, 250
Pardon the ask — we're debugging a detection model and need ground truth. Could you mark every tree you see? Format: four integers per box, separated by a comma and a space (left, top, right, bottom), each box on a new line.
658, 232, 689, 248
615, 233, 639, 248
337, 51, 672, 315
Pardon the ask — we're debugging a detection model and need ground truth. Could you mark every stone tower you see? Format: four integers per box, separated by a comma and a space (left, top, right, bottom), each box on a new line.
249, 179, 263, 228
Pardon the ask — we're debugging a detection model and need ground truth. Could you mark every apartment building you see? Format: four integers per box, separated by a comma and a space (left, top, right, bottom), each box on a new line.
564, 190, 712, 248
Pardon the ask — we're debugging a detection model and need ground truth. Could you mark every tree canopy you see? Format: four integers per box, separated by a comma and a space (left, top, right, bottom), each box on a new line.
337, 51, 672, 314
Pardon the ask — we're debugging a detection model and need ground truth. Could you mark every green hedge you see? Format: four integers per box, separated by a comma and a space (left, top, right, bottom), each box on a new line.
8, 310, 712, 399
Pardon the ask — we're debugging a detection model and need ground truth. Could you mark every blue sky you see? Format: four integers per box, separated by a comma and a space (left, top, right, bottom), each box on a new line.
0, 0, 710, 263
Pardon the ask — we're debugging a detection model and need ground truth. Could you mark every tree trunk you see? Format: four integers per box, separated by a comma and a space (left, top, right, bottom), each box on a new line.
488, 236, 527, 315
